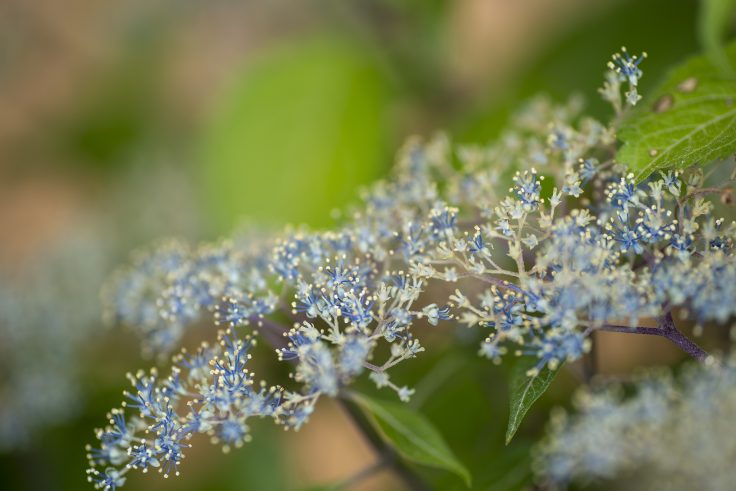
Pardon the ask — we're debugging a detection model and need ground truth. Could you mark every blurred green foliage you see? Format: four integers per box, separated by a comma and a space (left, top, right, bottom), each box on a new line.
460, 0, 701, 140
2, 1, 729, 490
351, 392, 471, 486
202, 37, 392, 231
699, 0, 736, 75
60, 59, 158, 167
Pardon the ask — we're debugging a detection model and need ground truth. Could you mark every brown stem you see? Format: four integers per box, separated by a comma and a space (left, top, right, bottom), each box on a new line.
658, 312, 710, 362
594, 313, 709, 363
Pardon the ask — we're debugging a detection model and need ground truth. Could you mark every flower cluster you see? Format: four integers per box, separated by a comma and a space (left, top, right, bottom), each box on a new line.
86, 332, 283, 489
0, 233, 106, 450
0, 164, 202, 451
600, 47, 647, 112
422, 103, 736, 374
88, 48, 736, 489
535, 357, 736, 490
0, 166, 199, 451
89, 137, 462, 488
104, 237, 277, 355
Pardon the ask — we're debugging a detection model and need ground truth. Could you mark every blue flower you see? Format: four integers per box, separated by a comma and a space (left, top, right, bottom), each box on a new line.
609, 47, 646, 86
88, 468, 126, 490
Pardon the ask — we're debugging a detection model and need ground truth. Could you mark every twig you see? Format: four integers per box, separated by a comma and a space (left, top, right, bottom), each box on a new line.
592, 313, 709, 362
658, 312, 710, 362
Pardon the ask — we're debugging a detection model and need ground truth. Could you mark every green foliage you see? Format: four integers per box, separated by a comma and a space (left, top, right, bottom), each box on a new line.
617, 41, 736, 182
59, 52, 162, 168
403, 354, 542, 490
202, 37, 391, 232
460, 0, 700, 140
350, 392, 471, 486
699, 0, 736, 75
506, 358, 561, 445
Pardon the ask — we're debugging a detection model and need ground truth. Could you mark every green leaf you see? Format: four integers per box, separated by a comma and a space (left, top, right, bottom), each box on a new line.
617, 41, 736, 182
699, 0, 736, 75
202, 37, 391, 232
505, 358, 561, 445
351, 392, 472, 486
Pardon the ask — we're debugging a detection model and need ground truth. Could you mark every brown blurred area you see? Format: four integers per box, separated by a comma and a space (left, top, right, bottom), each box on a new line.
0, 0, 621, 252
290, 400, 404, 490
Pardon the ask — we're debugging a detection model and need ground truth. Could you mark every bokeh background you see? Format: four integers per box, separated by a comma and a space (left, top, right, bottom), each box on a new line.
0, 1, 710, 490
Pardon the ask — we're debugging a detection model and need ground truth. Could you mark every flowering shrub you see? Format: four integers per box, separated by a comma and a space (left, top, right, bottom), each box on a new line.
86, 45, 736, 491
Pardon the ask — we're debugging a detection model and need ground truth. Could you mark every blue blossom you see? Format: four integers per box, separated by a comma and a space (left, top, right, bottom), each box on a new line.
609, 47, 646, 86
430, 206, 458, 237
339, 335, 372, 376
607, 47, 647, 106
513, 169, 543, 210
218, 418, 248, 448
579, 158, 598, 183
468, 231, 486, 254
422, 304, 452, 326
99, 411, 128, 445
533, 331, 589, 372
128, 442, 160, 471
663, 170, 681, 196
87, 468, 126, 490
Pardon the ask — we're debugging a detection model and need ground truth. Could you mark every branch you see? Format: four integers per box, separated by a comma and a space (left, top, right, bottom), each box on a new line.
592, 324, 665, 336
658, 312, 710, 362
592, 313, 709, 362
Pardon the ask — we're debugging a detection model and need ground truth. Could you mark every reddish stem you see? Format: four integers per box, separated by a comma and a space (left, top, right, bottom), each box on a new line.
595, 312, 709, 362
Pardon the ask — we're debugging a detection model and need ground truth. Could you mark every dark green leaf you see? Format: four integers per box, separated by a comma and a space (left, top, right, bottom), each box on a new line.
506, 358, 561, 445
351, 392, 471, 486
617, 41, 736, 181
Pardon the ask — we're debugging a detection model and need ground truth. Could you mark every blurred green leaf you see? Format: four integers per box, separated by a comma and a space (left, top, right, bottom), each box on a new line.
351, 392, 471, 486
407, 353, 537, 490
460, 0, 700, 141
202, 37, 391, 232
506, 358, 561, 445
59, 51, 162, 169
699, 0, 736, 75
617, 41, 736, 182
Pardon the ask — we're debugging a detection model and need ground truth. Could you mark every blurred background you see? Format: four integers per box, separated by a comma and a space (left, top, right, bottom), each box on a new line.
0, 0, 709, 489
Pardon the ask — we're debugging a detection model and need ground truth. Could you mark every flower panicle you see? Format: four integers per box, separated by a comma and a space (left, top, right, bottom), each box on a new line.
88, 47, 736, 489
